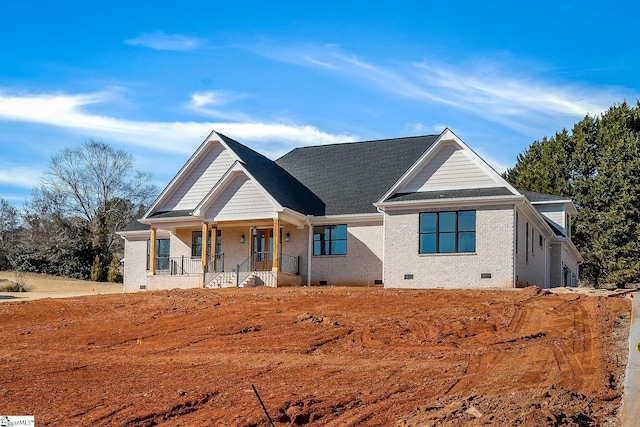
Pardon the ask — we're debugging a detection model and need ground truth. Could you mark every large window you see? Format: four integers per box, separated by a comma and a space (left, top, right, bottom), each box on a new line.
147, 238, 170, 270
419, 211, 476, 254
313, 224, 347, 255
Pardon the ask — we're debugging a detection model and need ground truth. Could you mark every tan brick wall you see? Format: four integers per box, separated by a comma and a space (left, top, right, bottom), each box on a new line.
310, 220, 383, 287
383, 205, 514, 288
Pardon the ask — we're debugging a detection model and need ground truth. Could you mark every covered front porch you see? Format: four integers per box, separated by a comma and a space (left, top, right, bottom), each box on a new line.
146, 215, 307, 289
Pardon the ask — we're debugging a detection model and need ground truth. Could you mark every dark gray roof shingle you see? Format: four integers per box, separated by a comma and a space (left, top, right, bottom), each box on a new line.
385, 187, 515, 202
520, 190, 569, 203
276, 135, 439, 215
218, 133, 326, 215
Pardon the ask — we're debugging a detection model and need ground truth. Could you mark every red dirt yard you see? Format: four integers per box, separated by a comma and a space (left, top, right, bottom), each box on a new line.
0, 286, 631, 426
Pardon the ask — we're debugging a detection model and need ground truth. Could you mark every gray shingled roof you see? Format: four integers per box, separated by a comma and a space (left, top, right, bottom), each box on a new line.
386, 187, 515, 202
218, 133, 325, 215
520, 190, 569, 203
119, 220, 151, 232
276, 135, 439, 215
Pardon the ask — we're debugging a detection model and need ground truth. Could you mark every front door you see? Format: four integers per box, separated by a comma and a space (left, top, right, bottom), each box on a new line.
252, 228, 273, 270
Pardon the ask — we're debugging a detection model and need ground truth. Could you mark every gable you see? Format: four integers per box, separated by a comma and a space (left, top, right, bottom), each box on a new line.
398, 141, 497, 193
158, 142, 235, 211
202, 172, 278, 221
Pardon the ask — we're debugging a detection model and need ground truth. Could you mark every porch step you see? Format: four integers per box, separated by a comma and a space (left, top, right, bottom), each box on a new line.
205, 272, 237, 288
204, 272, 264, 288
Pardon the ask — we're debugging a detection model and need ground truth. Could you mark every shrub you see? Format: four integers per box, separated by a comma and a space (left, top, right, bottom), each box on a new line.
90, 256, 104, 282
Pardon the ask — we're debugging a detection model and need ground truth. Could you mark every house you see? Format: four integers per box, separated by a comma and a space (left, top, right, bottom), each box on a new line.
118, 128, 582, 292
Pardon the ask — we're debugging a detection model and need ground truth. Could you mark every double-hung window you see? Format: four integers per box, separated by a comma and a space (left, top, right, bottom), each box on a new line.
419, 211, 476, 254
313, 224, 347, 255
147, 238, 170, 270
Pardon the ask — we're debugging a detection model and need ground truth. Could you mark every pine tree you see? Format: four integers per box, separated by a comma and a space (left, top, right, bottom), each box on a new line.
107, 254, 123, 283
90, 255, 104, 282
504, 101, 640, 286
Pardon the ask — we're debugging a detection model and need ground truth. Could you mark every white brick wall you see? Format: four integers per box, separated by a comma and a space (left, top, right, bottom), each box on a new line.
514, 207, 549, 288
383, 205, 515, 288
310, 220, 383, 286
122, 234, 149, 293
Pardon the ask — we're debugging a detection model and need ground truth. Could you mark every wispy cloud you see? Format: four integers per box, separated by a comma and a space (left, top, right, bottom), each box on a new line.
254, 43, 632, 137
125, 32, 205, 51
0, 89, 356, 158
0, 163, 41, 188
185, 90, 251, 121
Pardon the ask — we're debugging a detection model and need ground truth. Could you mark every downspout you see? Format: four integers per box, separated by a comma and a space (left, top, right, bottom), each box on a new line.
513, 199, 525, 288
376, 205, 386, 285
306, 215, 313, 286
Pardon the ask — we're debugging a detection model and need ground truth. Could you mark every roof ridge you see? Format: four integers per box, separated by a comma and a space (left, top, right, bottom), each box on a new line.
286, 134, 440, 152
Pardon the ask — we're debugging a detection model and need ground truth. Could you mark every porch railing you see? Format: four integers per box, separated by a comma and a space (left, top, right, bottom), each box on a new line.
155, 256, 201, 276
208, 253, 225, 273
154, 253, 225, 276
235, 252, 300, 285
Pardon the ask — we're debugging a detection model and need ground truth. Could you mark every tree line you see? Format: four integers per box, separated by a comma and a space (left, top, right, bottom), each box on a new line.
0, 141, 157, 282
504, 100, 640, 286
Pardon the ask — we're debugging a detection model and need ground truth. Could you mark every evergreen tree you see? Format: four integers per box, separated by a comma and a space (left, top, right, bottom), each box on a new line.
107, 254, 123, 283
504, 101, 640, 286
90, 256, 104, 282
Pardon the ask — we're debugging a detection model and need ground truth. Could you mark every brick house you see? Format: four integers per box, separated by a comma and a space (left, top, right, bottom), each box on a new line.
118, 128, 582, 291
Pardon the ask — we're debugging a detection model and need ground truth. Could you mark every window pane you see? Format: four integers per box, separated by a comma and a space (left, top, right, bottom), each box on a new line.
458, 232, 476, 252
313, 241, 321, 256
439, 233, 456, 253
439, 212, 456, 232
420, 234, 436, 253
331, 225, 347, 239
331, 240, 347, 255
157, 239, 170, 257
420, 213, 437, 233
458, 211, 476, 232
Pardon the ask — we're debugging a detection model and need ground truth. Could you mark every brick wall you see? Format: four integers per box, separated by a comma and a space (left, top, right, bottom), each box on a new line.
310, 220, 383, 287
383, 204, 515, 288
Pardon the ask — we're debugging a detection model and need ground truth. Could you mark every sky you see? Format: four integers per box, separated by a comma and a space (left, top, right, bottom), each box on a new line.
1, 1, 639, 207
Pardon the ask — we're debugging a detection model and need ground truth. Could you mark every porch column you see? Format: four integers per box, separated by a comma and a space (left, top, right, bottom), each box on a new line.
210, 226, 218, 271
149, 227, 157, 275
272, 217, 280, 272
201, 222, 208, 273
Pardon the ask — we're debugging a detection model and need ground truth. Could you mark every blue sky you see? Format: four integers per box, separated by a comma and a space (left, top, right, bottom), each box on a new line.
1, 1, 638, 207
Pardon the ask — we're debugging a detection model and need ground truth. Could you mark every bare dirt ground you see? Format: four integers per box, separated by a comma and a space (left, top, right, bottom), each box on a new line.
0, 282, 631, 426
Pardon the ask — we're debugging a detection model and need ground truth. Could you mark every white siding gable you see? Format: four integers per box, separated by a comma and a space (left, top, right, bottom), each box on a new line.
203, 173, 277, 221
159, 142, 235, 211
534, 204, 568, 236
399, 141, 497, 192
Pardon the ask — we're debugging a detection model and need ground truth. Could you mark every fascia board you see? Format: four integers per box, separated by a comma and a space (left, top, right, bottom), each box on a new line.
376, 195, 523, 210
530, 200, 578, 216
307, 213, 383, 225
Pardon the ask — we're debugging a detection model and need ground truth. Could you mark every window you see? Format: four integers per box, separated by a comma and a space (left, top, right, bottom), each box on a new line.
147, 238, 170, 270
313, 225, 347, 255
419, 211, 476, 254
539, 235, 543, 247
525, 222, 529, 264
192, 230, 222, 257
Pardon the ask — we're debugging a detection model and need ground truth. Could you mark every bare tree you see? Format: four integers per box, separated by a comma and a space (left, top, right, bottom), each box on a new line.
0, 198, 19, 269
41, 140, 157, 260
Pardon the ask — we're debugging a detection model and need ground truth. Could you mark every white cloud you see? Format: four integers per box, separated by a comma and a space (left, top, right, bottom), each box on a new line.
0, 89, 356, 157
0, 163, 41, 188
185, 90, 251, 121
125, 32, 205, 51
255, 43, 631, 137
